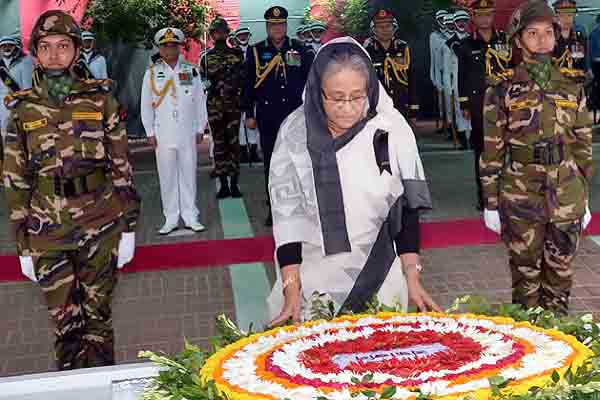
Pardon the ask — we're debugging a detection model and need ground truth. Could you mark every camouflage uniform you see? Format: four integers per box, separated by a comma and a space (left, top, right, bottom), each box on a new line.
3, 11, 140, 369
481, 60, 593, 315
200, 18, 245, 196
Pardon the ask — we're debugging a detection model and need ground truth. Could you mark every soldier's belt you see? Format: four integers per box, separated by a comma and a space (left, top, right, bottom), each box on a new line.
509, 144, 569, 166
37, 169, 107, 198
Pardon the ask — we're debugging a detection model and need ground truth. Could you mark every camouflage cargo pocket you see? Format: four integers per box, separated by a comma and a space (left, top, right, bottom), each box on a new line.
506, 95, 541, 138
554, 98, 578, 128
23, 118, 56, 168
552, 164, 586, 222
73, 112, 106, 160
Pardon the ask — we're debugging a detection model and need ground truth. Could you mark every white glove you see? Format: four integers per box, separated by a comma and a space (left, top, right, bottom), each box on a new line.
117, 232, 136, 269
19, 256, 37, 282
583, 206, 592, 230
484, 209, 502, 234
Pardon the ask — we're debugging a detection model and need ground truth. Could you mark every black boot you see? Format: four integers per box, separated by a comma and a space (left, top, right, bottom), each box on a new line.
240, 145, 249, 163
458, 131, 469, 150
249, 144, 262, 163
217, 176, 231, 199
230, 175, 243, 198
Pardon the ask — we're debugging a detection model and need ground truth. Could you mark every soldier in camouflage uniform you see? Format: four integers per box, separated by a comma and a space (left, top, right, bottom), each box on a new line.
200, 17, 245, 198
480, 1, 593, 315
3, 10, 140, 369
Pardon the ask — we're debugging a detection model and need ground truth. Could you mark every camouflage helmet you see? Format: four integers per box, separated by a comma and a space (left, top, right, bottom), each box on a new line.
507, 1, 558, 43
209, 17, 231, 34
30, 9, 82, 55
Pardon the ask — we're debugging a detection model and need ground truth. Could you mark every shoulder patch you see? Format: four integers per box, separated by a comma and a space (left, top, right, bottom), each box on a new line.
4, 89, 33, 109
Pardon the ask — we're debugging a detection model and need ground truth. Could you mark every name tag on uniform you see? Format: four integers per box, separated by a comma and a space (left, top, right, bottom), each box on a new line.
286, 50, 302, 67
72, 112, 103, 121
261, 52, 273, 61
555, 99, 578, 109
179, 72, 193, 86
23, 118, 47, 131
509, 99, 537, 111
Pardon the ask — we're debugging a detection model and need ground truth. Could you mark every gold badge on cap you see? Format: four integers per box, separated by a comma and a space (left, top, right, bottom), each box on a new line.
378, 9, 388, 17
273, 7, 281, 17
164, 29, 176, 42
481, 0, 488, 7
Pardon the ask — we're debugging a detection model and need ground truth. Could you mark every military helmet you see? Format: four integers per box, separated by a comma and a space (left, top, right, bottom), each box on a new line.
210, 17, 230, 34
30, 9, 82, 56
507, 0, 558, 43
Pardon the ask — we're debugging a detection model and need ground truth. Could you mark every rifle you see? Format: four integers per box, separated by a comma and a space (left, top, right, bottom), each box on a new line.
449, 91, 460, 149
242, 115, 252, 167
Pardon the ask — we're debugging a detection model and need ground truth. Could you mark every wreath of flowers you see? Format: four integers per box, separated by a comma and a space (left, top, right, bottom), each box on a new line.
199, 313, 591, 400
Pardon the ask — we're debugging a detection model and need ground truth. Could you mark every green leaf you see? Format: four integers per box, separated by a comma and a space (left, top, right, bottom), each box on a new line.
351, 376, 361, 384
381, 386, 397, 399
552, 370, 560, 383
361, 390, 377, 398
361, 373, 374, 383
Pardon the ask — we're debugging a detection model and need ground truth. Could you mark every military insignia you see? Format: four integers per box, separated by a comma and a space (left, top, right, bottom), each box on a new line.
273, 7, 281, 17
23, 118, 48, 131
157, 71, 166, 80
72, 112, 103, 121
164, 29, 176, 42
178, 71, 193, 85
509, 99, 537, 111
555, 99, 578, 109
261, 52, 273, 61
285, 50, 302, 67
481, 0, 488, 6
378, 9, 388, 17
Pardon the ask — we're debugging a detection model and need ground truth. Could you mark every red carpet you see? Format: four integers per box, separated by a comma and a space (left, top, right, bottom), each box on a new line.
1, 214, 600, 282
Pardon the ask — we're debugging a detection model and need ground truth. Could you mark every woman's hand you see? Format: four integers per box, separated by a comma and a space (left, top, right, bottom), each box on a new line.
270, 264, 302, 327
404, 264, 442, 313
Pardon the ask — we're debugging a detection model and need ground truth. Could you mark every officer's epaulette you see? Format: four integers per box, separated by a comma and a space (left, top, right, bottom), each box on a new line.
487, 69, 514, 86
4, 89, 33, 109
80, 78, 115, 93
559, 67, 585, 80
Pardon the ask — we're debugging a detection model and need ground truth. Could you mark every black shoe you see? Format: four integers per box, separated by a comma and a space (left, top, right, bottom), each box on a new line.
240, 146, 249, 163
217, 176, 231, 199
230, 175, 243, 198
264, 214, 273, 227
249, 144, 262, 163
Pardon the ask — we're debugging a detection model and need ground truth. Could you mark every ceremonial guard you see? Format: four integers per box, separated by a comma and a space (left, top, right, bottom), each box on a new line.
430, 10, 449, 134
445, 9, 472, 149
200, 18, 245, 198
230, 26, 261, 164
452, 0, 512, 209
0, 34, 33, 139
78, 31, 108, 79
365, 9, 419, 120
141, 27, 208, 234
3, 10, 140, 369
242, 6, 313, 226
481, 1, 593, 315
553, 0, 587, 73
306, 21, 327, 53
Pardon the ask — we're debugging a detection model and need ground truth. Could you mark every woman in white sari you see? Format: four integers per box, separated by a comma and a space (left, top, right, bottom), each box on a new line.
268, 37, 440, 325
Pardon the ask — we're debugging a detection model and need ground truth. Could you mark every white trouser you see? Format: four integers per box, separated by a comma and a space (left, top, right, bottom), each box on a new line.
155, 143, 199, 225
239, 112, 259, 145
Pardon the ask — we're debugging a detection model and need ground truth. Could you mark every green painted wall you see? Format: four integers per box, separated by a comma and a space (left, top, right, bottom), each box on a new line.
0, 0, 21, 38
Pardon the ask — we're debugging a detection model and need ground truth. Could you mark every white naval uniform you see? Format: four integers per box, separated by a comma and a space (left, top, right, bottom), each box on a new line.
81, 51, 108, 79
141, 56, 208, 225
238, 44, 259, 146
0, 54, 33, 137
429, 30, 445, 120
442, 36, 471, 132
